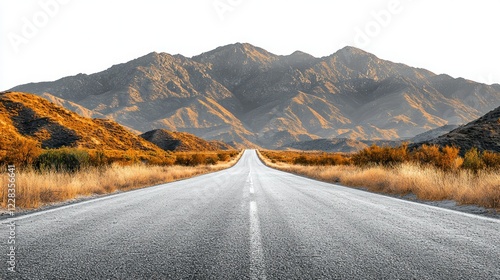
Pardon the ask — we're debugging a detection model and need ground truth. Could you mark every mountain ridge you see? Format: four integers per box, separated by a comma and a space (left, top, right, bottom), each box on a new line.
10, 43, 500, 148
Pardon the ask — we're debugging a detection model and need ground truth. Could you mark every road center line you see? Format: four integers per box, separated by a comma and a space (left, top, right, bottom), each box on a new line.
249, 201, 266, 280
248, 171, 255, 194
249, 179, 255, 194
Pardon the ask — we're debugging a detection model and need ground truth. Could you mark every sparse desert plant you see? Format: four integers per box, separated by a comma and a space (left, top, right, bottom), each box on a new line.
411, 144, 441, 165
217, 152, 230, 162
481, 150, 500, 169
318, 153, 351, 165
205, 154, 219, 165
3, 137, 41, 168
410, 144, 462, 170
462, 147, 485, 172
35, 148, 91, 173
174, 151, 236, 166
189, 153, 207, 166
259, 150, 350, 166
352, 144, 408, 166
122, 149, 139, 164
435, 145, 462, 170
174, 154, 190, 166
293, 155, 309, 165
89, 149, 109, 168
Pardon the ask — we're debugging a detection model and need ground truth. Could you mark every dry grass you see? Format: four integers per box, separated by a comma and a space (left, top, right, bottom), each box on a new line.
0, 151, 242, 209
258, 150, 500, 210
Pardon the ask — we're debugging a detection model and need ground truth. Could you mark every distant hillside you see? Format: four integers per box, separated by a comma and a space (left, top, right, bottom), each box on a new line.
283, 138, 401, 153
410, 124, 460, 143
283, 138, 367, 153
0, 92, 164, 154
413, 106, 500, 154
11, 43, 500, 148
140, 129, 233, 151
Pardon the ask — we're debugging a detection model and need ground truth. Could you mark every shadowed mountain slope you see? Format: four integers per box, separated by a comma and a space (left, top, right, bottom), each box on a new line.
0, 92, 164, 153
414, 106, 500, 154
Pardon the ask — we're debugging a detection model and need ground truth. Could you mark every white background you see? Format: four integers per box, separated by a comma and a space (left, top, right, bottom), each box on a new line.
1, 0, 499, 90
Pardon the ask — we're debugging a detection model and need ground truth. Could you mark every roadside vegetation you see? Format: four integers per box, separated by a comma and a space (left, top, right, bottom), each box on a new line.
258, 145, 500, 210
0, 141, 241, 209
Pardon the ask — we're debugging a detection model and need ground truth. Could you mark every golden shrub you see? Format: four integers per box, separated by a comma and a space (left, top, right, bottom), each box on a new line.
3, 137, 41, 167
481, 150, 500, 169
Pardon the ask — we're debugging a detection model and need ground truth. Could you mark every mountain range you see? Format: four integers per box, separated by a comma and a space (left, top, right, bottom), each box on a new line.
10, 43, 500, 148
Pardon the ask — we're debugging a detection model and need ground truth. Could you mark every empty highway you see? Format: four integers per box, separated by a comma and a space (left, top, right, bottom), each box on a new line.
1, 150, 499, 279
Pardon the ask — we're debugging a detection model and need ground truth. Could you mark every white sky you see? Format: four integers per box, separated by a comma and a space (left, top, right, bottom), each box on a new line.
1, 0, 500, 90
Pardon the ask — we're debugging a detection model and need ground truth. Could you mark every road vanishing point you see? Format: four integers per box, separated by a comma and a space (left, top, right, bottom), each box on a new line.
1, 150, 499, 279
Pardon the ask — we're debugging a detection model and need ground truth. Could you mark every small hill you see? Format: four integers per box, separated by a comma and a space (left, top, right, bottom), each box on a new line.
283, 138, 401, 153
0, 92, 164, 153
284, 138, 368, 153
140, 129, 233, 151
414, 106, 500, 154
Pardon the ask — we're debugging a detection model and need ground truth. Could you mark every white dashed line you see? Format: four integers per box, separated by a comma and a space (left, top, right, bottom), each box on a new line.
249, 201, 266, 280
248, 171, 255, 194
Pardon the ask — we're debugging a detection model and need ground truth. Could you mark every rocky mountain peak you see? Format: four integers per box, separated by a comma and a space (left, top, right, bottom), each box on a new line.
193, 42, 277, 66
335, 46, 373, 58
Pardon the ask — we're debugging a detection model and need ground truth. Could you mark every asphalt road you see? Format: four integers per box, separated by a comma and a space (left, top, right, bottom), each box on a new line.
1, 150, 499, 279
